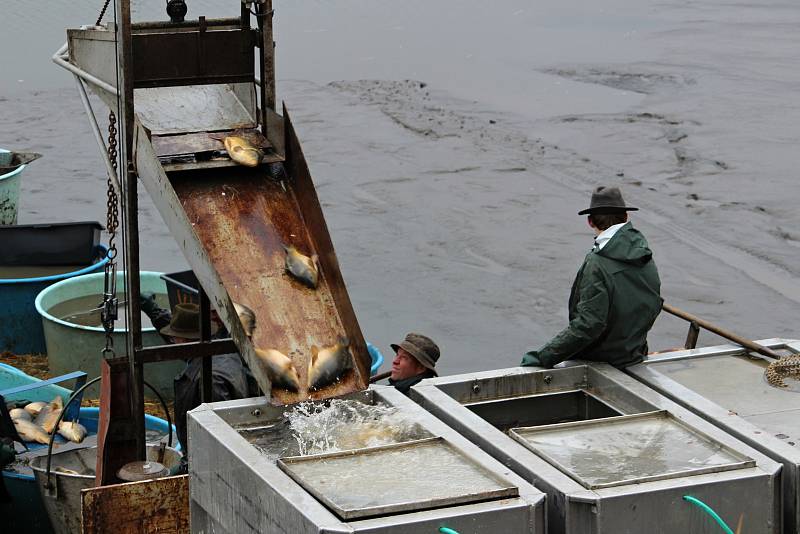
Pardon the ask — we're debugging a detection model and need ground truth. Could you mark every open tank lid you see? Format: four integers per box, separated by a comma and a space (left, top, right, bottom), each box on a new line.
277, 437, 519, 520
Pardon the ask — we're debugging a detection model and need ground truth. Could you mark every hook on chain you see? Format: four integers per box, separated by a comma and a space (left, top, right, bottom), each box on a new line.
100, 110, 120, 358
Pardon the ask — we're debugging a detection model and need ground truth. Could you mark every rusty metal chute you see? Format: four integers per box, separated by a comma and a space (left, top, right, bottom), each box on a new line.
54, 2, 371, 466
133, 108, 372, 404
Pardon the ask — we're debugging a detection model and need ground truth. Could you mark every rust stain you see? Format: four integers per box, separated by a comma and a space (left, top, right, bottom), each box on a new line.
82, 475, 189, 534
170, 167, 367, 404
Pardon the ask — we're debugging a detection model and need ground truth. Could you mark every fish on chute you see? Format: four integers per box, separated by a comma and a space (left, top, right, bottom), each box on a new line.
13, 419, 51, 445
233, 301, 256, 338
254, 348, 301, 392
34, 396, 64, 434
24, 401, 46, 418
211, 135, 264, 167
58, 421, 87, 443
308, 337, 353, 391
283, 245, 319, 288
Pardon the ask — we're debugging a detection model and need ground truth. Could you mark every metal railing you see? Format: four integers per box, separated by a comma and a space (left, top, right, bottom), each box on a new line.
662, 303, 782, 359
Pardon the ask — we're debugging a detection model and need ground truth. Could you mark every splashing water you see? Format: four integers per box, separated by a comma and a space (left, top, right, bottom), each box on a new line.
287, 399, 430, 455
240, 399, 432, 459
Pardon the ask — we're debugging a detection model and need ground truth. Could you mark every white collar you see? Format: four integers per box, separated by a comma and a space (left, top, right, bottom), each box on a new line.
594, 222, 627, 251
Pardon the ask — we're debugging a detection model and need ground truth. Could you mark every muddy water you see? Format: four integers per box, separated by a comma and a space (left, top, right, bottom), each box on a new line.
47, 293, 167, 329
1, 1, 798, 375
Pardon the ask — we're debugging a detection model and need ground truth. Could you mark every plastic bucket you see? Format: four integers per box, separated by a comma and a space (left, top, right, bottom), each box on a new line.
35, 271, 184, 400
0, 148, 26, 225
0, 246, 109, 354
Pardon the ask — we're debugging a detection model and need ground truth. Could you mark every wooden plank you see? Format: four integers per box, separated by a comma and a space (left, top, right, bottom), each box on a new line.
81, 475, 189, 534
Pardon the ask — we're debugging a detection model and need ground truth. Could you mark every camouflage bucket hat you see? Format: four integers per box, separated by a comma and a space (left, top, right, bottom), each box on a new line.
391, 333, 440, 376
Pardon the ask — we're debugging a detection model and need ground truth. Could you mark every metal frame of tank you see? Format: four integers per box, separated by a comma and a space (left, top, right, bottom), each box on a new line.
627, 337, 800, 534
187, 385, 546, 533
410, 363, 782, 534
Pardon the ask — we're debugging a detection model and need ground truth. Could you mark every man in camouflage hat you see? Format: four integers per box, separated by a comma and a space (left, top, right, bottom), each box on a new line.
388, 333, 440, 394
521, 186, 662, 369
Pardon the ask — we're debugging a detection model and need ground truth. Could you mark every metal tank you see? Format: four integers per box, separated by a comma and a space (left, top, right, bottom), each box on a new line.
410, 363, 782, 534
187, 386, 545, 533
627, 338, 800, 534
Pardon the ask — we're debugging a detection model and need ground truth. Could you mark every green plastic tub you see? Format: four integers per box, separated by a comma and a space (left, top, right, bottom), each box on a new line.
0, 148, 26, 225
35, 271, 183, 400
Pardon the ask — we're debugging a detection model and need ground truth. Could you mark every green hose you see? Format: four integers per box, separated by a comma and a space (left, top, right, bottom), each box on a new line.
683, 495, 734, 534
439, 528, 460, 534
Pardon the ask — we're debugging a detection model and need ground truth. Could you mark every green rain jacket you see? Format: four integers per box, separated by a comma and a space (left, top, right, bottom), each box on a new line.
522, 222, 662, 369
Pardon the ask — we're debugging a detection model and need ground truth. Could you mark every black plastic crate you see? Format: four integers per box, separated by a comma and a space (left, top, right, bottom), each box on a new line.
160, 270, 199, 309
0, 221, 103, 266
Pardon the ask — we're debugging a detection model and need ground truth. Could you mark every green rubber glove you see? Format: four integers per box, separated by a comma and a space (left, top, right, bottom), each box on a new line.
139, 291, 160, 316
521, 352, 543, 367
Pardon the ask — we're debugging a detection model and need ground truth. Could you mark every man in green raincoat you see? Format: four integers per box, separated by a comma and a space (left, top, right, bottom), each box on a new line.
522, 186, 662, 369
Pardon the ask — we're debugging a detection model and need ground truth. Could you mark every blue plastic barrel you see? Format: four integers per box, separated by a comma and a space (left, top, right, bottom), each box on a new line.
0, 148, 27, 225
0, 245, 109, 354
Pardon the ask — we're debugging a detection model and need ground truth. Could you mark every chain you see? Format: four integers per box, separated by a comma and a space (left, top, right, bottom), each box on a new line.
101, 111, 120, 358
106, 113, 119, 240
96, 0, 113, 26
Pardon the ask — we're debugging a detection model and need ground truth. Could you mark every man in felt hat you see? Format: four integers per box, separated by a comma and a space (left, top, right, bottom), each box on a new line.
157, 302, 219, 344
521, 186, 662, 369
388, 333, 440, 394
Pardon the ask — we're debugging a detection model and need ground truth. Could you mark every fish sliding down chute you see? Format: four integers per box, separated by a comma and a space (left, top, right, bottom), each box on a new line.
134, 107, 372, 405
64, 17, 371, 405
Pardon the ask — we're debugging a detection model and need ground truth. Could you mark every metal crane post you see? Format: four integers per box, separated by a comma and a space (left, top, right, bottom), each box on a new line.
113, 0, 147, 460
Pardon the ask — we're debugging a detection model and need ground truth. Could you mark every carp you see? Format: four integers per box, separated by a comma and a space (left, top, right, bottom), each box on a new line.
284, 245, 319, 288
10, 408, 31, 422
34, 395, 64, 434
24, 401, 47, 418
58, 421, 88, 443
233, 301, 256, 338
254, 348, 301, 392
14, 419, 50, 445
308, 337, 353, 391
222, 136, 264, 167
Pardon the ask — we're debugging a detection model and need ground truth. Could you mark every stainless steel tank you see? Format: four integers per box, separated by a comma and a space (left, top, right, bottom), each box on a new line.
627, 338, 800, 534
410, 362, 782, 534
187, 386, 545, 533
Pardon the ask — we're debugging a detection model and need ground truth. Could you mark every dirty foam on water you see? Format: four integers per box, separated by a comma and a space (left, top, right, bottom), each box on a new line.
282, 439, 513, 518
514, 413, 748, 488
47, 293, 168, 329
240, 399, 432, 460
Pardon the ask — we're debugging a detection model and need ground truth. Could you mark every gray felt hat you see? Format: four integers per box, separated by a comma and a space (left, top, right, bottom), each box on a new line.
159, 303, 218, 340
578, 186, 638, 215
391, 333, 440, 376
